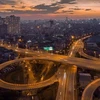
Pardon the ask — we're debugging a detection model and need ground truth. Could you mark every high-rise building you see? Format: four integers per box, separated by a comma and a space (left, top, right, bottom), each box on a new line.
0, 24, 7, 37
4, 15, 20, 35
0, 17, 4, 25
0, 17, 7, 37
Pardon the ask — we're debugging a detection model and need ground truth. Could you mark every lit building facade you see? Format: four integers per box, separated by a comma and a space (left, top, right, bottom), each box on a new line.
4, 15, 20, 35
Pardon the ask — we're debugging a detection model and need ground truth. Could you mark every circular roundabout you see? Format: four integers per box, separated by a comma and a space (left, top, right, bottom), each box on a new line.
0, 57, 61, 90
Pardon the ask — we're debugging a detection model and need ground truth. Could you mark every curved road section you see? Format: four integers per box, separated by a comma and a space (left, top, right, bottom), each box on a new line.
0, 35, 100, 91
0, 76, 57, 90
78, 40, 99, 60
0, 57, 58, 90
0, 35, 100, 100
0, 55, 100, 90
82, 79, 100, 100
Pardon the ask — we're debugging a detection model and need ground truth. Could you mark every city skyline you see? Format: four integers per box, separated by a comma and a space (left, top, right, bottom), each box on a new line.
0, 1, 100, 99
0, 0, 100, 20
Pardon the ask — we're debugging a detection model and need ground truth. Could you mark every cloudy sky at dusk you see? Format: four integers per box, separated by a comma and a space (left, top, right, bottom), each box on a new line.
0, 0, 100, 19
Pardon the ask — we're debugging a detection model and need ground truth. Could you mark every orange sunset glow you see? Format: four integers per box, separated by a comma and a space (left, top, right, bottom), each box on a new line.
0, 0, 100, 19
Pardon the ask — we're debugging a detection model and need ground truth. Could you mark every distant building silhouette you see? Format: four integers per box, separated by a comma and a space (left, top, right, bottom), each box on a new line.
0, 24, 7, 35
4, 15, 20, 35
0, 17, 7, 37
0, 17, 4, 25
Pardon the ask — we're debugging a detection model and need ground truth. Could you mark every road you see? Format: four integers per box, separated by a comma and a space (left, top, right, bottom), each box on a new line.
68, 39, 82, 57
72, 39, 100, 100
0, 57, 58, 90
0, 42, 100, 91
24, 61, 36, 84
0, 42, 50, 56
81, 79, 100, 100
56, 65, 68, 100
78, 40, 100, 60
0, 75, 57, 90
65, 66, 77, 100
40, 61, 54, 81
0, 35, 100, 100
1, 55, 100, 90
56, 65, 77, 100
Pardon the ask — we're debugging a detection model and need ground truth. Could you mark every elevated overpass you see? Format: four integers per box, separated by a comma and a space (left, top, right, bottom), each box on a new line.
0, 56, 100, 90
0, 35, 100, 100
82, 79, 100, 100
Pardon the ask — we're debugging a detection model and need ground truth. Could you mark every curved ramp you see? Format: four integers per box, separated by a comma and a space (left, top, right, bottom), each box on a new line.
0, 57, 100, 90
82, 79, 100, 100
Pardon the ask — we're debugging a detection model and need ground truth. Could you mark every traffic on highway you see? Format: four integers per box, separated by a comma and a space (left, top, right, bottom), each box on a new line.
0, 35, 100, 100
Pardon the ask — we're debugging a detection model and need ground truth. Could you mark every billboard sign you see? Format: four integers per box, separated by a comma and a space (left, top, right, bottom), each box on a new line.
43, 47, 53, 51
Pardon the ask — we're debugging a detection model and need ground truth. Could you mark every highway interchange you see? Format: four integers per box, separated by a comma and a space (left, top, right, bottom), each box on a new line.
0, 36, 100, 100
82, 79, 100, 100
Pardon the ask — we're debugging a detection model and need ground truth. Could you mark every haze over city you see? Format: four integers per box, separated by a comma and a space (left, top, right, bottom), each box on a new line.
0, 0, 100, 19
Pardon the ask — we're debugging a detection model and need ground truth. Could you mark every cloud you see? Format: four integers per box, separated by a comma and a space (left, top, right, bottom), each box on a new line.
0, 9, 33, 14
21, 6, 26, 8
85, 9, 92, 11
0, 0, 16, 5
0, 2, 63, 14
50, 2, 59, 7
33, 3, 58, 9
58, 0, 76, 4
61, 10, 73, 13
73, 8, 82, 10
32, 3, 63, 13
11, 5, 15, 8
0, 7, 62, 14
77, 0, 99, 3
68, 1, 77, 4
55, 10, 74, 14
0, 1, 4, 4
69, 7, 83, 10
69, 12, 74, 14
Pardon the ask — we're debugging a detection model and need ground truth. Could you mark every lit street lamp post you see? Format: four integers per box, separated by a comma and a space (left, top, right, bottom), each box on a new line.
16, 43, 18, 49
99, 54, 100, 58
26, 44, 28, 49
71, 35, 75, 39
94, 51, 96, 57
9, 54, 11, 60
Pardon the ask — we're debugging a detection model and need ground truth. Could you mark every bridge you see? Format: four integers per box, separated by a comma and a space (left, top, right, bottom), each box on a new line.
0, 35, 100, 100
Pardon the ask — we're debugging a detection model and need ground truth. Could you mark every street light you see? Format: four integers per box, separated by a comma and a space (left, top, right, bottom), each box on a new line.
84, 48, 86, 51
94, 51, 96, 57
0, 43, 3, 46
16, 43, 18, 48
71, 35, 75, 39
25, 44, 28, 49
99, 54, 100, 58
9, 54, 11, 60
